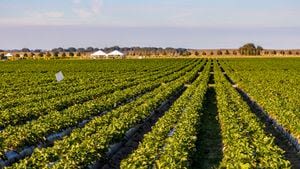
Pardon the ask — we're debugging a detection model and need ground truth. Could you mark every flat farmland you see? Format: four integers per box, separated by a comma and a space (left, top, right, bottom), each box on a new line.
0, 58, 299, 169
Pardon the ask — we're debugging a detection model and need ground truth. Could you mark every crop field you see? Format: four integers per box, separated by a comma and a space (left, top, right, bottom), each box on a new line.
0, 58, 299, 169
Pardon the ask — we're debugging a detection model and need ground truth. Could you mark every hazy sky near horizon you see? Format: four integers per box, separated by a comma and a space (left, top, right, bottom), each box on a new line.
0, 0, 300, 49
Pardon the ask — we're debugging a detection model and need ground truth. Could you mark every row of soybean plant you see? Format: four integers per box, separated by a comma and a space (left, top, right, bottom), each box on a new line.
0, 59, 193, 91
121, 61, 210, 169
0, 59, 191, 106
214, 62, 290, 168
0, 60, 203, 161
0, 59, 194, 129
8, 59, 206, 168
220, 59, 300, 145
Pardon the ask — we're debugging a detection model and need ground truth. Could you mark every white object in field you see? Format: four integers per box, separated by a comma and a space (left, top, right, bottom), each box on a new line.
107, 50, 124, 57
55, 71, 64, 82
91, 50, 108, 58
5, 53, 13, 57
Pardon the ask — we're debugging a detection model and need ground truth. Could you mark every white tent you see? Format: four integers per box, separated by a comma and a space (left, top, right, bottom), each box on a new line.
107, 50, 124, 57
91, 50, 107, 58
5, 53, 13, 57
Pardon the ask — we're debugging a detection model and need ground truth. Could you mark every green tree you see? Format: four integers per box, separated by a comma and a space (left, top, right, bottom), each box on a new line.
29, 52, 35, 58
239, 43, 263, 56
257, 46, 263, 55
37, 52, 44, 58
21, 48, 30, 52
69, 52, 74, 57
225, 50, 230, 55
86, 47, 94, 52
162, 51, 167, 56
217, 50, 223, 55
61, 52, 67, 58
68, 47, 76, 52
45, 52, 51, 58
53, 52, 59, 58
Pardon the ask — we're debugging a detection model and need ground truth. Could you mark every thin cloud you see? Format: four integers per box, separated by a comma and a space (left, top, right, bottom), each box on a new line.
72, 0, 103, 18
72, 9, 93, 18
44, 11, 64, 18
72, 0, 81, 4
91, 0, 102, 14
26, 11, 64, 20
0, 11, 66, 26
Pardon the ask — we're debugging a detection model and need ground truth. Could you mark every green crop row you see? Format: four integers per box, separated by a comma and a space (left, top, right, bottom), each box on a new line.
220, 59, 300, 143
214, 62, 290, 168
0, 59, 194, 102
0, 60, 196, 129
121, 61, 210, 169
0, 60, 203, 159
8, 61, 204, 168
0, 59, 189, 107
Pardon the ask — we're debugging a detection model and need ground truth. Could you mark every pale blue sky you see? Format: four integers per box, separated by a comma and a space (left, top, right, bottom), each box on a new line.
0, 0, 300, 49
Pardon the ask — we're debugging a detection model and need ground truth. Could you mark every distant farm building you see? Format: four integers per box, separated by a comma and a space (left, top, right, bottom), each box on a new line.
107, 50, 125, 58
90, 50, 125, 59
91, 50, 108, 58
5, 53, 13, 57
3, 53, 13, 60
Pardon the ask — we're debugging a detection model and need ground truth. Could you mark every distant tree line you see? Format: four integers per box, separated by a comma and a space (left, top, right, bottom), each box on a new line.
1, 43, 300, 60
2, 46, 192, 58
